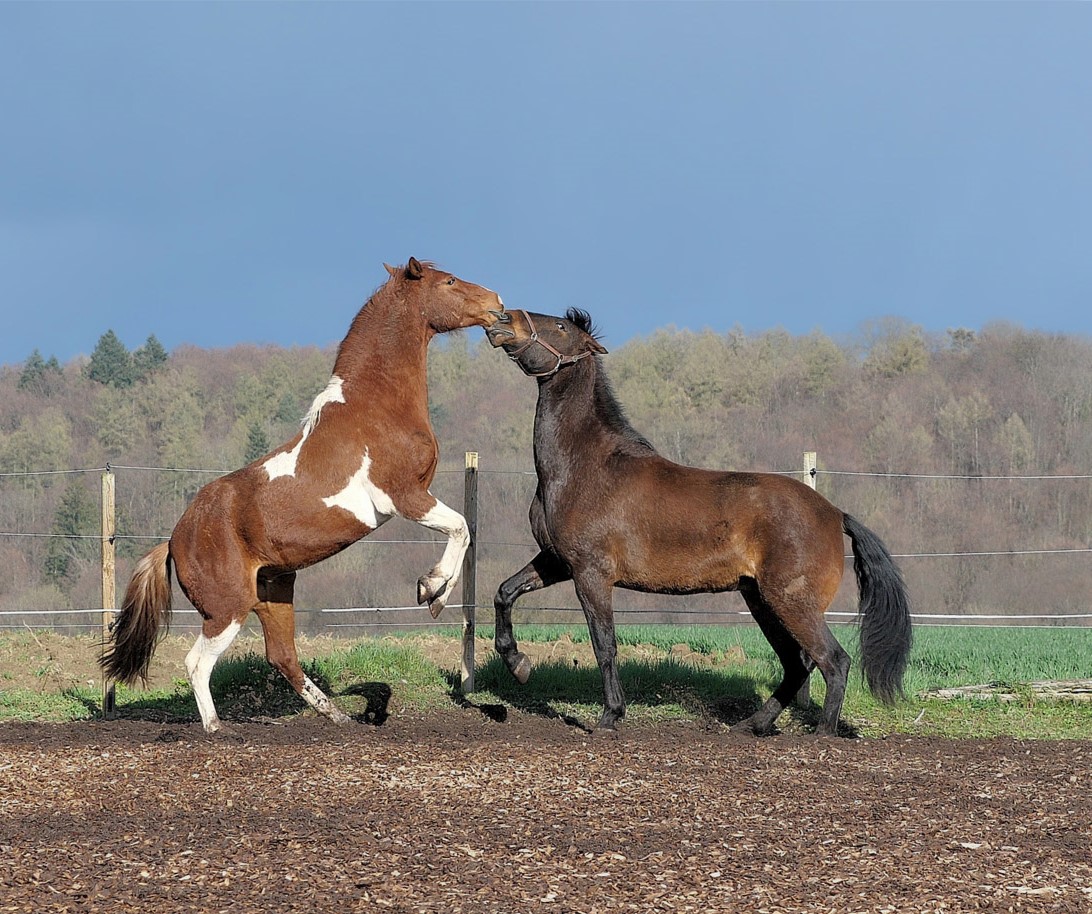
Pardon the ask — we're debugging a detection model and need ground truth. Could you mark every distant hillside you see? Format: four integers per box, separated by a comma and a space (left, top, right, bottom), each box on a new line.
2, 320, 1090, 626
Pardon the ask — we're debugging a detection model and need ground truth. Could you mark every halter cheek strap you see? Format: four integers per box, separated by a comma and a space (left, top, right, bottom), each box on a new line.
506, 311, 595, 379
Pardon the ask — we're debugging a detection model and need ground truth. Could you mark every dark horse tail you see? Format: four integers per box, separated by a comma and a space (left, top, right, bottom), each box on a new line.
100, 542, 173, 685
842, 514, 913, 704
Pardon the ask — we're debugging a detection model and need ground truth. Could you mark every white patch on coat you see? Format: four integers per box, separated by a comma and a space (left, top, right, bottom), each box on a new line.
263, 375, 346, 480
322, 450, 396, 528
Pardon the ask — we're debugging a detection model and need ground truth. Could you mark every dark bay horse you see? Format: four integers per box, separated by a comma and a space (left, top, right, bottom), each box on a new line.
102, 258, 504, 732
486, 308, 912, 736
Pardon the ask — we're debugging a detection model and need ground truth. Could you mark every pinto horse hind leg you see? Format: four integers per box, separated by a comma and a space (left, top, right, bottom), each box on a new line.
494, 549, 572, 684
254, 573, 350, 725
176, 548, 252, 734
186, 618, 244, 734
733, 580, 815, 736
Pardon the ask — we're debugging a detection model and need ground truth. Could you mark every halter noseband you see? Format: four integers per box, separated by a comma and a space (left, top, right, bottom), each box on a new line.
505, 311, 595, 379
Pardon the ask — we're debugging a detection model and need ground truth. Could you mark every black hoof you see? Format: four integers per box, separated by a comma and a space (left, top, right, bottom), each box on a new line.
510, 653, 532, 684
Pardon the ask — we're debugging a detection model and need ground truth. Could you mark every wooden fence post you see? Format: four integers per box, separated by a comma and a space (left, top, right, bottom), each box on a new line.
101, 467, 117, 719
460, 452, 478, 693
804, 451, 817, 491
796, 451, 818, 709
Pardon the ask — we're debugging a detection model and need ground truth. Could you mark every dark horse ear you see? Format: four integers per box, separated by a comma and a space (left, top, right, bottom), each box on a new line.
405, 257, 424, 280
565, 307, 608, 355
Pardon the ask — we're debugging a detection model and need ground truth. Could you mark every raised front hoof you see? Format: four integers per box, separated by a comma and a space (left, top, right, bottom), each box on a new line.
508, 652, 532, 684
417, 574, 449, 618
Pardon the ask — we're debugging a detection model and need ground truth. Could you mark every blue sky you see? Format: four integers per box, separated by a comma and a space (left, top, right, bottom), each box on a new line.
2, 2, 1090, 368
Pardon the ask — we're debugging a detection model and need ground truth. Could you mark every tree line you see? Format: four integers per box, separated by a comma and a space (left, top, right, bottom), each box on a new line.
1, 319, 1090, 626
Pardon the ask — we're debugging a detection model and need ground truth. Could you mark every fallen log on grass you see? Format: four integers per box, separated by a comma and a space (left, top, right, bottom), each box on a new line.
928, 679, 1092, 702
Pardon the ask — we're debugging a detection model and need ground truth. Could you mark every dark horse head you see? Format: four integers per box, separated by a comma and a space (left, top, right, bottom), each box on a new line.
486, 308, 608, 378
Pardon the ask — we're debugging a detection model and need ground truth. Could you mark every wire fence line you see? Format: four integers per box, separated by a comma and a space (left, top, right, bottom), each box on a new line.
1, 465, 1090, 559
0, 459, 1089, 630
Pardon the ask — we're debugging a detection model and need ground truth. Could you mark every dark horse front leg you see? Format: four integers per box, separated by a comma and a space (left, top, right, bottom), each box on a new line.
494, 549, 571, 684
573, 571, 625, 732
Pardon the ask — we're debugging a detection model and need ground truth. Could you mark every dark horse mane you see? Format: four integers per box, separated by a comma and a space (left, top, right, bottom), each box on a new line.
564, 307, 657, 455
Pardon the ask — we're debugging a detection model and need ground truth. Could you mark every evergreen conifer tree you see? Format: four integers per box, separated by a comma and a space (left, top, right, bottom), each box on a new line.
44, 480, 97, 584
87, 330, 135, 388
133, 334, 169, 380
244, 421, 270, 463
18, 350, 47, 392
18, 350, 63, 395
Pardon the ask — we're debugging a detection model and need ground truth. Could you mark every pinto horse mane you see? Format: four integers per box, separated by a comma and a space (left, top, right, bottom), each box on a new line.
562, 307, 656, 455
332, 260, 444, 375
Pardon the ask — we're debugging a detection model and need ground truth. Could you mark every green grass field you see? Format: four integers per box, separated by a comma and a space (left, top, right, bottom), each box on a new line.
1, 625, 1089, 738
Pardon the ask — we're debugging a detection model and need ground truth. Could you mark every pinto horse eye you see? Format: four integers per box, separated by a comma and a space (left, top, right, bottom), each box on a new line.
446, 277, 456, 285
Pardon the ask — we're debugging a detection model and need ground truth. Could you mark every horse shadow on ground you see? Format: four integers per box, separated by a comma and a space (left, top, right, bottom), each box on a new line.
447, 653, 860, 738
99, 655, 393, 729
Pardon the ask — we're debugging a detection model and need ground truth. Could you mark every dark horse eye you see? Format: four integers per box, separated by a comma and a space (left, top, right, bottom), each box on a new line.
556, 322, 566, 331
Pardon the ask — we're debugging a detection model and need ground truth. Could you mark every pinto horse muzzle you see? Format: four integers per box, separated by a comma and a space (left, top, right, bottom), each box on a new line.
486, 309, 595, 379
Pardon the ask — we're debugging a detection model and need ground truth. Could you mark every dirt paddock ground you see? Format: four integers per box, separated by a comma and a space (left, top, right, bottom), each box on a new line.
1, 711, 1089, 914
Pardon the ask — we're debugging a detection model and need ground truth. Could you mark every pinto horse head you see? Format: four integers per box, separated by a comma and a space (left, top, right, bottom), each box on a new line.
383, 257, 504, 333
486, 307, 608, 378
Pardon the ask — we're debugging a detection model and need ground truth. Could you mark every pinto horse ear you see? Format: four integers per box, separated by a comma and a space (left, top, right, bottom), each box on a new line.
384, 263, 397, 277
405, 257, 424, 280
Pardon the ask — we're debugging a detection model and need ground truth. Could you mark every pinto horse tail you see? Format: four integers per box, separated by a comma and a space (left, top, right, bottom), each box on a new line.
100, 542, 173, 685
842, 513, 913, 704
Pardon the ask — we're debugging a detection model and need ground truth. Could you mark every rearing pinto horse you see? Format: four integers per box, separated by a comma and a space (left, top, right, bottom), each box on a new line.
102, 258, 504, 732
486, 308, 912, 736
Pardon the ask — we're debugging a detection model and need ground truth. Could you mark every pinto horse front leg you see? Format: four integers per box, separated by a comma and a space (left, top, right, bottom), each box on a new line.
410, 497, 471, 618
494, 549, 572, 684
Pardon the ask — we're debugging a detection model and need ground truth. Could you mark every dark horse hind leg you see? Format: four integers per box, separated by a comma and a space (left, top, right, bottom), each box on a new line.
254, 571, 349, 724
494, 549, 571, 683
573, 572, 626, 731
736, 580, 849, 737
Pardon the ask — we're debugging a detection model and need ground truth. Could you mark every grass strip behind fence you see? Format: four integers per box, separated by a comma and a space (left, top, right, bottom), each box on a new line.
0, 625, 1089, 738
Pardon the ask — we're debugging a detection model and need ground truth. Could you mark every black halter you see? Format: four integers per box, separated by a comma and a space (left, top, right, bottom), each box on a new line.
505, 311, 595, 379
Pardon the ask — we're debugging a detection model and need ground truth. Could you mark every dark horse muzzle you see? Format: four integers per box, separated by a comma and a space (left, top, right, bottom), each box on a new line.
486, 309, 594, 379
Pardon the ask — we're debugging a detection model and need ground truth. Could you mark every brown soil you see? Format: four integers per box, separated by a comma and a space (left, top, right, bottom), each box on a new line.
2, 633, 1090, 912
2, 713, 1090, 913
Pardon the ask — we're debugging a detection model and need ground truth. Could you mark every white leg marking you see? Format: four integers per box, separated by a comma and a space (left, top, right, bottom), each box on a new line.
415, 499, 470, 617
322, 450, 395, 527
301, 675, 351, 724
263, 375, 345, 480
185, 620, 242, 733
